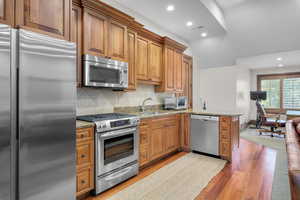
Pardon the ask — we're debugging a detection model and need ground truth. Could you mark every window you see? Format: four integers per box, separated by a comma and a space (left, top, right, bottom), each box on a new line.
260, 79, 280, 109
258, 73, 300, 112
283, 78, 300, 109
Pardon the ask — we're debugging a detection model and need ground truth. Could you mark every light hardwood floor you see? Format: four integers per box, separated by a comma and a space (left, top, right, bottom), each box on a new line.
83, 139, 276, 200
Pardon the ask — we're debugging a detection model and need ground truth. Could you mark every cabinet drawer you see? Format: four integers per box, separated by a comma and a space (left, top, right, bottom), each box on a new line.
76, 127, 93, 142
77, 142, 93, 167
77, 167, 94, 194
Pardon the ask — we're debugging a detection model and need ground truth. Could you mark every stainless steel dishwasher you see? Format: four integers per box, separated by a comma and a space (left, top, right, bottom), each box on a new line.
190, 115, 219, 156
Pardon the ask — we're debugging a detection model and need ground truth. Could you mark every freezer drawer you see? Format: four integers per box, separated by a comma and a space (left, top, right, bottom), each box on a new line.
190, 115, 219, 156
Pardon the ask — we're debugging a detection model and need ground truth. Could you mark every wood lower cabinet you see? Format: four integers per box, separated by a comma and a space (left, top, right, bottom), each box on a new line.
16, 0, 70, 40
127, 29, 137, 90
219, 116, 240, 162
181, 113, 191, 152
76, 126, 94, 196
0, 0, 14, 25
139, 115, 180, 168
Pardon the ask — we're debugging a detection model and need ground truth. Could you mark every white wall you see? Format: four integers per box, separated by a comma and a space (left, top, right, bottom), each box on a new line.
197, 65, 251, 124
249, 65, 300, 120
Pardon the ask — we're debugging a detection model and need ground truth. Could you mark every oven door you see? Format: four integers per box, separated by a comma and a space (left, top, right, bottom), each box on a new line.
84, 60, 128, 88
96, 127, 138, 176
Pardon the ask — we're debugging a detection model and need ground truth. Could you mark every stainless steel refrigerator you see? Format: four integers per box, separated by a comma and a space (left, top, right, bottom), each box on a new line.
0, 24, 77, 200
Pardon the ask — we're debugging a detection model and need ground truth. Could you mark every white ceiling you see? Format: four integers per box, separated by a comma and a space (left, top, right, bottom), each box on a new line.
192, 0, 300, 68
113, 0, 226, 42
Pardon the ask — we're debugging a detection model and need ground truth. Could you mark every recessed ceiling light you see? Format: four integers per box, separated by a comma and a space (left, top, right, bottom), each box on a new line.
186, 21, 193, 27
277, 57, 283, 61
166, 5, 175, 11
201, 32, 208, 37
278, 63, 284, 67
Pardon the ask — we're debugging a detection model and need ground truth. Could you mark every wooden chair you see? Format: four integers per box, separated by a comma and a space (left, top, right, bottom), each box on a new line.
256, 101, 286, 137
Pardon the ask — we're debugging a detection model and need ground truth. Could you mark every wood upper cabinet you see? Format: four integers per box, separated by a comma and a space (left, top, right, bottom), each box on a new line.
16, 0, 70, 40
165, 47, 175, 91
0, 0, 14, 25
137, 36, 149, 81
148, 42, 162, 83
174, 50, 183, 92
177, 55, 193, 108
71, 4, 83, 88
83, 9, 108, 57
127, 29, 137, 90
137, 37, 162, 85
108, 20, 127, 61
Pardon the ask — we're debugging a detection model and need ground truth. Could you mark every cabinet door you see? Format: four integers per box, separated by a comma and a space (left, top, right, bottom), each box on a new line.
139, 123, 149, 166
108, 20, 127, 61
83, 9, 108, 57
71, 4, 82, 88
148, 42, 162, 83
0, 0, 14, 25
164, 120, 179, 153
137, 37, 149, 81
149, 126, 165, 161
16, 0, 70, 40
174, 51, 183, 92
127, 30, 137, 90
165, 47, 175, 91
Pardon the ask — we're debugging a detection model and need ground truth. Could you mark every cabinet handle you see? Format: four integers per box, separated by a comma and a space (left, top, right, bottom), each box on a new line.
81, 180, 86, 184
81, 154, 86, 158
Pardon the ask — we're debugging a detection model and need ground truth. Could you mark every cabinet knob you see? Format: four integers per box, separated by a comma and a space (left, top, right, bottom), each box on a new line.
81, 154, 86, 158
80, 134, 84, 138
81, 180, 86, 184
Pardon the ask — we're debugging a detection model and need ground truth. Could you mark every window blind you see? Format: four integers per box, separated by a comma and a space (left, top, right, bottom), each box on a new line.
283, 78, 300, 109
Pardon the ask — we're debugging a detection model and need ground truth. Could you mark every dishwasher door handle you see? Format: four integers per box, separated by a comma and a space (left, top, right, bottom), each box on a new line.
191, 115, 219, 121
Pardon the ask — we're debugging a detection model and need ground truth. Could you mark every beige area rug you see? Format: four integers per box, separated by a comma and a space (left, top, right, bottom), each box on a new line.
108, 153, 227, 200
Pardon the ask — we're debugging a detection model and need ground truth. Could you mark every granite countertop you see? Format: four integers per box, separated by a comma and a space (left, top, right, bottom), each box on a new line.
76, 120, 94, 129
75, 107, 242, 129
119, 109, 242, 119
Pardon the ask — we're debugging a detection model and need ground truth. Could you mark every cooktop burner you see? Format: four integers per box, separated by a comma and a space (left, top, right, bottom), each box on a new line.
77, 113, 137, 122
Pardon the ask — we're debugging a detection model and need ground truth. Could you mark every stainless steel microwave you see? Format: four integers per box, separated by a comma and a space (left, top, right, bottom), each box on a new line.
83, 54, 128, 89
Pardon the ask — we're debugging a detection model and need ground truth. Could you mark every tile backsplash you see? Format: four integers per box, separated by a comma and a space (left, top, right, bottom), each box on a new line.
77, 84, 173, 115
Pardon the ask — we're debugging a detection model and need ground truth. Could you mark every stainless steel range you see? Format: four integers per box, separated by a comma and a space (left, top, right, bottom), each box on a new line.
77, 113, 140, 194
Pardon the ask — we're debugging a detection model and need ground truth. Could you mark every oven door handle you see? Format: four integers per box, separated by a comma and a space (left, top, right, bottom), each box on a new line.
100, 127, 137, 139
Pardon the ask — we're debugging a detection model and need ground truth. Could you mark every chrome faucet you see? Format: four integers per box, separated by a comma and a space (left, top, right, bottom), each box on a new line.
140, 97, 153, 113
